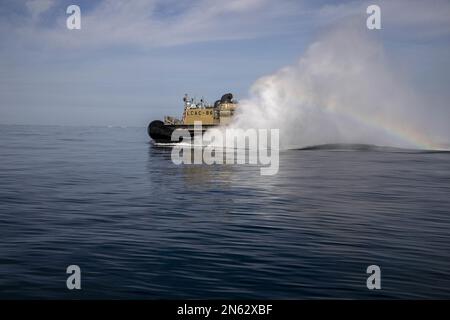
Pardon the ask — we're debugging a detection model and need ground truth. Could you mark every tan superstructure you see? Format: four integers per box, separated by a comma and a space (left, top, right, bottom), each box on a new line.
183, 107, 216, 125
164, 93, 237, 126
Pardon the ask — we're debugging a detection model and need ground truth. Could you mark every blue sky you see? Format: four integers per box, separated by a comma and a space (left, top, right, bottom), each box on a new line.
1, 0, 450, 126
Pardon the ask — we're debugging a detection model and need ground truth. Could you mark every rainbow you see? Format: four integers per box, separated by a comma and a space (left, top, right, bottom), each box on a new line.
349, 112, 445, 150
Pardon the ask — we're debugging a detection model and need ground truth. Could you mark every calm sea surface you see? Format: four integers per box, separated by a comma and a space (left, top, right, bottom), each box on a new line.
0, 125, 449, 299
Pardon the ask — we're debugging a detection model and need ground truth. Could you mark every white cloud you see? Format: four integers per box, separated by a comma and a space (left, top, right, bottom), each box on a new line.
25, 0, 55, 20
3, 0, 450, 52
5, 0, 305, 50
316, 0, 450, 38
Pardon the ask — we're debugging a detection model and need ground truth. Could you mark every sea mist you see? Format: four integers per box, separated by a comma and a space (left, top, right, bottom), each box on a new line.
231, 23, 448, 150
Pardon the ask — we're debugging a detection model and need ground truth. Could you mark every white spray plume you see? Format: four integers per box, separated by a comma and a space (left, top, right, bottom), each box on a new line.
231, 22, 447, 150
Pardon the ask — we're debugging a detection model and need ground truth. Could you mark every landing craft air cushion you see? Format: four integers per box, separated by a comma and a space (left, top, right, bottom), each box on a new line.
148, 93, 237, 143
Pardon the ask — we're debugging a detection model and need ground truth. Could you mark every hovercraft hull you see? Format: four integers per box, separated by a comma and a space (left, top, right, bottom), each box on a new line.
148, 120, 216, 144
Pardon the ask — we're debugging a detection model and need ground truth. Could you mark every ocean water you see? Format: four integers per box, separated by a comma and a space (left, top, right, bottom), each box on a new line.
0, 124, 449, 299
